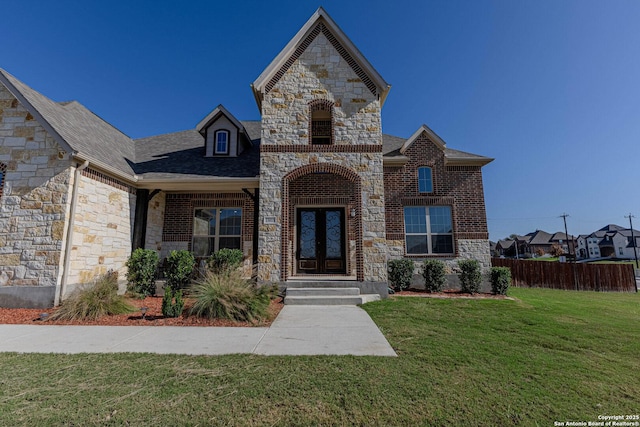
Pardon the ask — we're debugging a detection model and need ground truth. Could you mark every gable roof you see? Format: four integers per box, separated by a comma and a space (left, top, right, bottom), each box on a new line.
383, 125, 493, 167
0, 68, 136, 180
251, 7, 391, 110
196, 104, 250, 145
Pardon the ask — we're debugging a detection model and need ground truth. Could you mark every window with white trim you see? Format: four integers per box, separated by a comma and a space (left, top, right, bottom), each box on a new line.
192, 208, 242, 257
404, 206, 454, 254
214, 130, 230, 155
418, 167, 433, 193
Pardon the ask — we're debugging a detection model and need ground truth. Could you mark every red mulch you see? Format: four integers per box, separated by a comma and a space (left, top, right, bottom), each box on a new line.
394, 288, 512, 300
0, 296, 284, 327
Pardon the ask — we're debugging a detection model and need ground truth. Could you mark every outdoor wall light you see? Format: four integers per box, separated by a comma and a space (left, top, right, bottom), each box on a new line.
350, 208, 356, 218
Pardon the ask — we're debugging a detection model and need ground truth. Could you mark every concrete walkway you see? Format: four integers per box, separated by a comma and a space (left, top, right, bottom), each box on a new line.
0, 305, 396, 357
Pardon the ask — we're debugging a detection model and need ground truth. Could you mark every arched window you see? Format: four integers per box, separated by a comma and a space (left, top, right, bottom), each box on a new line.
214, 130, 230, 155
418, 166, 433, 193
309, 100, 333, 145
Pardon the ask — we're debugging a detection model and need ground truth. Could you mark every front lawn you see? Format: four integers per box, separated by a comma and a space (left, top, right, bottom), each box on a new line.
1, 288, 638, 425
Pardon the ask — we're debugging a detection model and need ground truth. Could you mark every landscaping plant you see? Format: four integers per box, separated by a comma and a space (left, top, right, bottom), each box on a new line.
388, 259, 415, 291
207, 248, 244, 274
422, 259, 446, 293
189, 269, 275, 322
50, 271, 136, 321
161, 287, 184, 318
458, 259, 482, 294
126, 248, 158, 297
165, 250, 195, 291
490, 266, 512, 295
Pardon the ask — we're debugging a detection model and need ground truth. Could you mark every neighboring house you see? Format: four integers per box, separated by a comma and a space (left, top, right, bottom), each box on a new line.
0, 8, 493, 308
496, 230, 576, 258
576, 224, 640, 260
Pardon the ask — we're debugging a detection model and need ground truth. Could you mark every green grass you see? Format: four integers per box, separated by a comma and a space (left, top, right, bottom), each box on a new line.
1, 288, 638, 426
590, 259, 640, 271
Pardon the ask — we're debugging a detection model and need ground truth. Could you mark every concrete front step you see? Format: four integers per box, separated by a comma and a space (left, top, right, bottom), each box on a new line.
286, 287, 361, 297
284, 294, 381, 306
285, 281, 361, 289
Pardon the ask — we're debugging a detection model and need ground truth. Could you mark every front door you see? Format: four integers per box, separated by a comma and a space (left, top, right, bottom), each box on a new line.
297, 208, 346, 274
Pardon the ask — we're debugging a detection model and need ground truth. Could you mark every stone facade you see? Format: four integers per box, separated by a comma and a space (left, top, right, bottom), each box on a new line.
0, 85, 73, 307
63, 168, 136, 297
145, 190, 166, 252
257, 29, 387, 285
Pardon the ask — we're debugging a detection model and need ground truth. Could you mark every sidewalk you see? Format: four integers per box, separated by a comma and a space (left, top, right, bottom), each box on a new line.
0, 305, 396, 357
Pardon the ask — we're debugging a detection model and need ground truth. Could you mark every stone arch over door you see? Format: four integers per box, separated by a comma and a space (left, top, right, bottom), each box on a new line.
282, 163, 363, 281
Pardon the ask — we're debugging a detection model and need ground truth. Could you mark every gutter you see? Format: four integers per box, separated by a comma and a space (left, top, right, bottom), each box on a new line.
56, 160, 89, 305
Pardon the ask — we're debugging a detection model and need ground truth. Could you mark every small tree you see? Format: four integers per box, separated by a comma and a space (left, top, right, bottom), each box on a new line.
458, 259, 482, 294
490, 267, 511, 295
388, 259, 414, 292
126, 248, 159, 297
161, 287, 184, 318
422, 259, 446, 293
207, 248, 244, 274
550, 244, 564, 257
165, 250, 195, 291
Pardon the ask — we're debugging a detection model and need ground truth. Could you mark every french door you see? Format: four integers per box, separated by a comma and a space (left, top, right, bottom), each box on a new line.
296, 208, 346, 274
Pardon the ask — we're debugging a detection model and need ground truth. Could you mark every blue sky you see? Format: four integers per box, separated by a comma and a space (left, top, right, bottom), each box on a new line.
4, 0, 640, 240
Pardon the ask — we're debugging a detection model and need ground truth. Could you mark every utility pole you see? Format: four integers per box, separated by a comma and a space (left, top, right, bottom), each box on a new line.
625, 213, 639, 270
560, 213, 578, 290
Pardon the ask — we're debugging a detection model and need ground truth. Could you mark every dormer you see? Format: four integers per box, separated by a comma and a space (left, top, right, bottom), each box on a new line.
196, 104, 252, 157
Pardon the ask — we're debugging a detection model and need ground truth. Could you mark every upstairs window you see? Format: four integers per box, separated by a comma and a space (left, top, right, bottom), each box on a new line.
418, 167, 433, 193
309, 100, 333, 145
214, 130, 230, 155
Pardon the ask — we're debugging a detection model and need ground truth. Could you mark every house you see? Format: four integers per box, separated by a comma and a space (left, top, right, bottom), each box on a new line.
0, 8, 493, 308
576, 224, 640, 260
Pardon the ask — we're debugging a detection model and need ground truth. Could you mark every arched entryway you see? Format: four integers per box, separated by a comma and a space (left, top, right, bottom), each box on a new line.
282, 163, 363, 281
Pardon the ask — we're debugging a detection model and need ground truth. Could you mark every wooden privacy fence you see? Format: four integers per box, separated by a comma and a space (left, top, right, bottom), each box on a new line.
491, 258, 637, 292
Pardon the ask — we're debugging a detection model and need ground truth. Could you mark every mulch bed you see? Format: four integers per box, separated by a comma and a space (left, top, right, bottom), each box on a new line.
393, 288, 513, 300
0, 296, 283, 327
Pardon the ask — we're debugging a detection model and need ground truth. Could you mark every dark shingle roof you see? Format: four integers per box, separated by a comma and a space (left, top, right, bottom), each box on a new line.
132, 121, 261, 180
0, 69, 136, 176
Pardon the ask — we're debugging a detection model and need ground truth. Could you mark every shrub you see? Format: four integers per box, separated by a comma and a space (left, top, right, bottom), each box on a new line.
161, 287, 184, 318
126, 248, 158, 297
189, 270, 276, 322
388, 259, 414, 291
422, 259, 446, 293
51, 271, 136, 321
490, 267, 512, 295
207, 248, 244, 274
458, 259, 482, 294
165, 250, 195, 291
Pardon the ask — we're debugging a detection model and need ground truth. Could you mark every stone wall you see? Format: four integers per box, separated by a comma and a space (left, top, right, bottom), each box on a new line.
145, 190, 165, 252
63, 168, 136, 297
257, 27, 387, 284
0, 84, 73, 307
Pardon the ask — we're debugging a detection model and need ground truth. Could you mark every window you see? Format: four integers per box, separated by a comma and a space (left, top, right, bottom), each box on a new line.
310, 100, 332, 145
0, 162, 5, 200
418, 167, 433, 193
404, 206, 454, 255
192, 208, 242, 257
214, 130, 230, 154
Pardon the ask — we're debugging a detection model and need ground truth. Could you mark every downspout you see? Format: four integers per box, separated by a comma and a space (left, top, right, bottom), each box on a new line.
57, 160, 89, 306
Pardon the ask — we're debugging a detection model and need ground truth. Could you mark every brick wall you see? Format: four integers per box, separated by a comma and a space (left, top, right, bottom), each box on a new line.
162, 192, 255, 259
384, 132, 490, 268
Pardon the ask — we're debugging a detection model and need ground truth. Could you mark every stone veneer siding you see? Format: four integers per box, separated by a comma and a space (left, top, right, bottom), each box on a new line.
145, 191, 166, 252
161, 192, 255, 262
63, 168, 136, 297
257, 27, 387, 284
0, 85, 74, 307
384, 132, 491, 270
